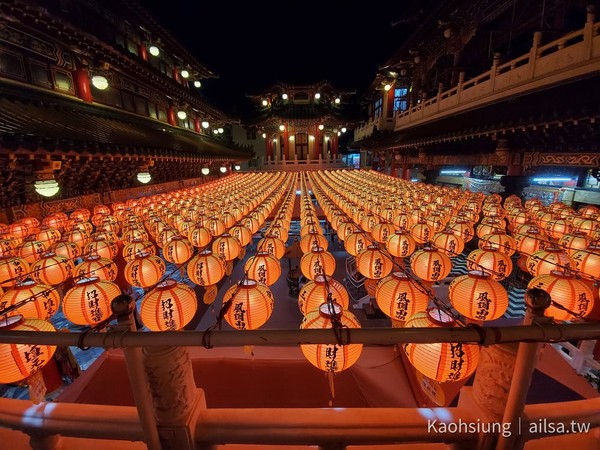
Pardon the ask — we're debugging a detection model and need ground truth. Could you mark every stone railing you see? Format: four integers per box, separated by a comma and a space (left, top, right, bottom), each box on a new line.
260, 156, 348, 171
394, 19, 600, 131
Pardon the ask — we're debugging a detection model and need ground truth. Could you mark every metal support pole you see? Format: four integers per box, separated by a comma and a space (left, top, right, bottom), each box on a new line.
111, 295, 162, 450
496, 289, 551, 450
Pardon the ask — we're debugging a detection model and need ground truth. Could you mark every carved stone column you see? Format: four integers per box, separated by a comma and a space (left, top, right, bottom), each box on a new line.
143, 345, 206, 450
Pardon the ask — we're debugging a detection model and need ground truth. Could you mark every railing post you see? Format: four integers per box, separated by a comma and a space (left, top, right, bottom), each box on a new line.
490, 53, 501, 91
528, 31, 543, 78
496, 288, 552, 450
436, 82, 443, 112
457, 72, 465, 102
583, 4, 595, 59
111, 295, 162, 450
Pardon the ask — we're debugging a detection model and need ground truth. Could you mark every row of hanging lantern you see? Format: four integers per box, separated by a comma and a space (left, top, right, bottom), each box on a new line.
0, 172, 298, 384
221, 173, 298, 331
296, 175, 363, 374
310, 170, 481, 382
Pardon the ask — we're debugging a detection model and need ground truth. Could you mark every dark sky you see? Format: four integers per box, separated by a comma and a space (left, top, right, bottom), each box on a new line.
139, 0, 421, 115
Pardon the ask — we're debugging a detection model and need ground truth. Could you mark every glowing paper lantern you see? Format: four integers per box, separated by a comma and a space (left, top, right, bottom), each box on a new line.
448, 219, 474, 243
403, 309, 480, 382
526, 247, 574, 277
257, 234, 286, 259
124, 252, 166, 288
244, 251, 281, 286
515, 228, 548, 256
559, 232, 591, 256
207, 217, 226, 237
157, 227, 179, 248
17, 238, 47, 264
410, 247, 452, 282
84, 237, 118, 260
300, 232, 328, 253
187, 249, 225, 286
31, 251, 74, 286
0, 256, 30, 288
212, 233, 241, 261
0, 280, 60, 319
375, 272, 429, 322
62, 277, 121, 325
571, 245, 600, 281
528, 271, 594, 320
371, 222, 395, 244
163, 236, 194, 264
449, 271, 508, 321
140, 279, 197, 331
74, 254, 117, 281
356, 245, 393, 280
466, 248, 512, 281
386, 230, 416, 258
0, 316, 56, 384
229, 223, 253, 247
123, 239, 156, 262
0, 238, 16, 258
223, 279, 274, 330
300, 303, 362, 373
344, 230, 368, 257
298, 274, 350, 315
410, 221, 432, 245
432, 230, 465, 257
479, 230, 516, 257
188, 225, 212, 248
300, 247, 336, 280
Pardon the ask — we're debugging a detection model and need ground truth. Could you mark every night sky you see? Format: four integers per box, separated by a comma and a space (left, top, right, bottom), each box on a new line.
138, 0, 421, 116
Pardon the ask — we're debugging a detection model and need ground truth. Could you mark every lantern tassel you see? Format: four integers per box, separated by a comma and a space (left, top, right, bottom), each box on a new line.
327, 371, 335, 407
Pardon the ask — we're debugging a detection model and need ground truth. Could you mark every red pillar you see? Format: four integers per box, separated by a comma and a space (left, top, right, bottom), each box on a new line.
390, 155, 397, 177
193, 118, 201, 133
139, 44, 148, 61
283, 125, 289, 160
401, 160, 409, 180
386, 84, 395, 117
266, 136, 273, 160
331, 134, 339, 156
167, 106, 177, 126
172, 67, 180, 84
312, 126, 320, 160
74, 68, 92, 103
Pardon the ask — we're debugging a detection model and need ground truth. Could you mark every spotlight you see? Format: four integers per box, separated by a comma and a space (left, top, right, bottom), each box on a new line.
201, 121, 210, 129
91, 75, 108, 90
220, 166, 227, 173
180, 69, 189, 78
149, 45, 160, 56
177, 110, 187, 120
34, 179, 60, 197
234, 164, 241, 171
136, 172, 151, 184
193, 80, 201, 88
201, 168, 210, 175
282, 93, 288, 100
279, 124, 285, 131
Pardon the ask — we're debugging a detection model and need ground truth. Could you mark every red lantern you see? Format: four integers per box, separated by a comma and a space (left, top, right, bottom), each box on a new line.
123, 239, 156, 262
300, 231, 328, 253
212, 232, 242, 261
74, 254, 117, 281
223, 279, 274, 330
0, 280, 60, 320
124, 252, 166, 288
375, 272, 429, 322
187, 249, 225, 286
298, 274, 349, 315
300, 303, 362, 373
432, 230, 465, 257
63, 277, 121, 325
0, 316, 56, 384
386, 229, 416, 258
140, 279, 197, 331
257, 234, 286, 259
466, 248, 512, 281
526, 246, 574, 276
244, 251, 282, 286
356, 244, 393, 280
163, 236, 194, 264
528, 271, 595, 320
50, 239, 81, 260
84, 237, 118, 260
479, 230, 516, 257
0, 256, 30, 288
300, 247, 336, 280
31, 251, 74, 286
410, 247, 452, 282
449, 271, 508, 321
344, 230, 368, 257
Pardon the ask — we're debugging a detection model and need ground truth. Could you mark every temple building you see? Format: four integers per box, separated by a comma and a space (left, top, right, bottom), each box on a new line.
0, 1, 599, 449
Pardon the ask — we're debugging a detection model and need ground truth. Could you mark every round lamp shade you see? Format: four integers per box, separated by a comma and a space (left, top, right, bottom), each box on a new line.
300, 247, 336, 280
528, 271, 595, 320
212, 233, 241, 261
157, 227, 179, 249
432, 230, 465, 257
393, 213, 413, 231
257, 235, 286, 259
410, 221, 433, 245
163, 236, 194, 264
403, 309, 480, 382
375, 272, 429, 322
466, 248, 512, 281
188, 225, 212, 248
449, 271, 508, 321
559, 232, 591, 256
0, 256, 30, 288
515, 228, 549, 256
140, 279, 197, 331
571, 245, 600, 281
0, 316, 56, 384
300, 232, 328, 253
223, 279, 274, 330
35, 226, 61, 248
244, 251, 282, 286
356, 245, 393, 280
187, 249, 225, 286
344, 231, 368, 257
229, 224, 253, 247
0, 238, 16, 258
386, 230, 416, 258
62, 277, 121, 325
298, 275, 350, 315
207, 217, 226, 237
124, 253, 166, 288
448, 220, 475, 243
479, 230, 516, 257
410, 247, 452, 282
31, 251, 74, 286
300, 303, 363, 373
371, 222, 395, 244
0, 280, 60, 320
17, 238, 47, 264
526, 247, 574, 277
123, 239, 156, 262
84, 237, 118, 260
74, 255, 117, 281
